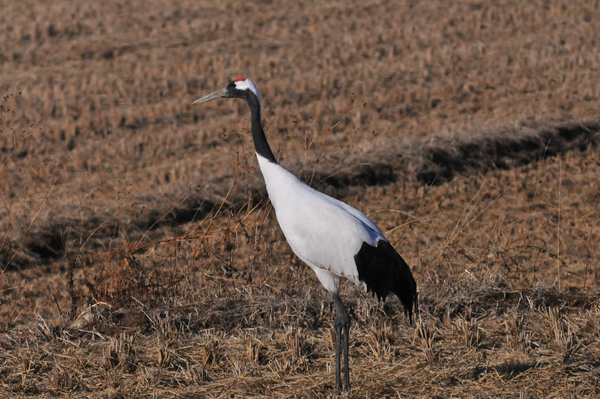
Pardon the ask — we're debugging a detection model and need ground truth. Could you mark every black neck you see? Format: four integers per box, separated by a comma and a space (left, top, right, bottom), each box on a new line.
247, 101, 277, 164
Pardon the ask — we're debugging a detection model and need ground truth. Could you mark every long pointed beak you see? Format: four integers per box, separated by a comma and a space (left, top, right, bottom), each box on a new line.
193, 87, 228, 105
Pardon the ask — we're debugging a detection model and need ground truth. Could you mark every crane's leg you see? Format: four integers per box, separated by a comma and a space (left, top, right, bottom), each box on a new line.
334, 307, 342, 395
333, 293, 350, 393
343, 314, 350, 390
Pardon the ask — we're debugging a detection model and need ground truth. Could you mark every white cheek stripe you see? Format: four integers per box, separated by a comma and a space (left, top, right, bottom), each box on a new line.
234, 79, 261, 107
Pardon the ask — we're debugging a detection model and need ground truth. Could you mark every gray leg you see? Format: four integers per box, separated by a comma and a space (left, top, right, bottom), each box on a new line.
334, 308, 342, 394
343, 321, 350, 389
333, 293, 350, 393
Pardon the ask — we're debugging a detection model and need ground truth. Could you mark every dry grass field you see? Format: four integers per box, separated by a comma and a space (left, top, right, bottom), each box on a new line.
1, 0, 600, 397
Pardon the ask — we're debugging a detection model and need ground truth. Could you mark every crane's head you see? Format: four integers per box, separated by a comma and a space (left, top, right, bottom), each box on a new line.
193, 78, 261, 109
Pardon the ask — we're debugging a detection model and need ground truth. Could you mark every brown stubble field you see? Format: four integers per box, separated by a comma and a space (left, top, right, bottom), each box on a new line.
1, 0, 600, 397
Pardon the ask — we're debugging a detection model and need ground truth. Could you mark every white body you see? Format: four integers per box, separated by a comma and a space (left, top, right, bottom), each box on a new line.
257, 154, 385, 294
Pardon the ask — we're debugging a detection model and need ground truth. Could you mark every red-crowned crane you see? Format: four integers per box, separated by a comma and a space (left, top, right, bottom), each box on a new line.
194, 78, 418, 394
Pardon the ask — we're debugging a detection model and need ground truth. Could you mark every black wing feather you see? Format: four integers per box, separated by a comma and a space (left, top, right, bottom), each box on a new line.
354, 240, 418, 320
